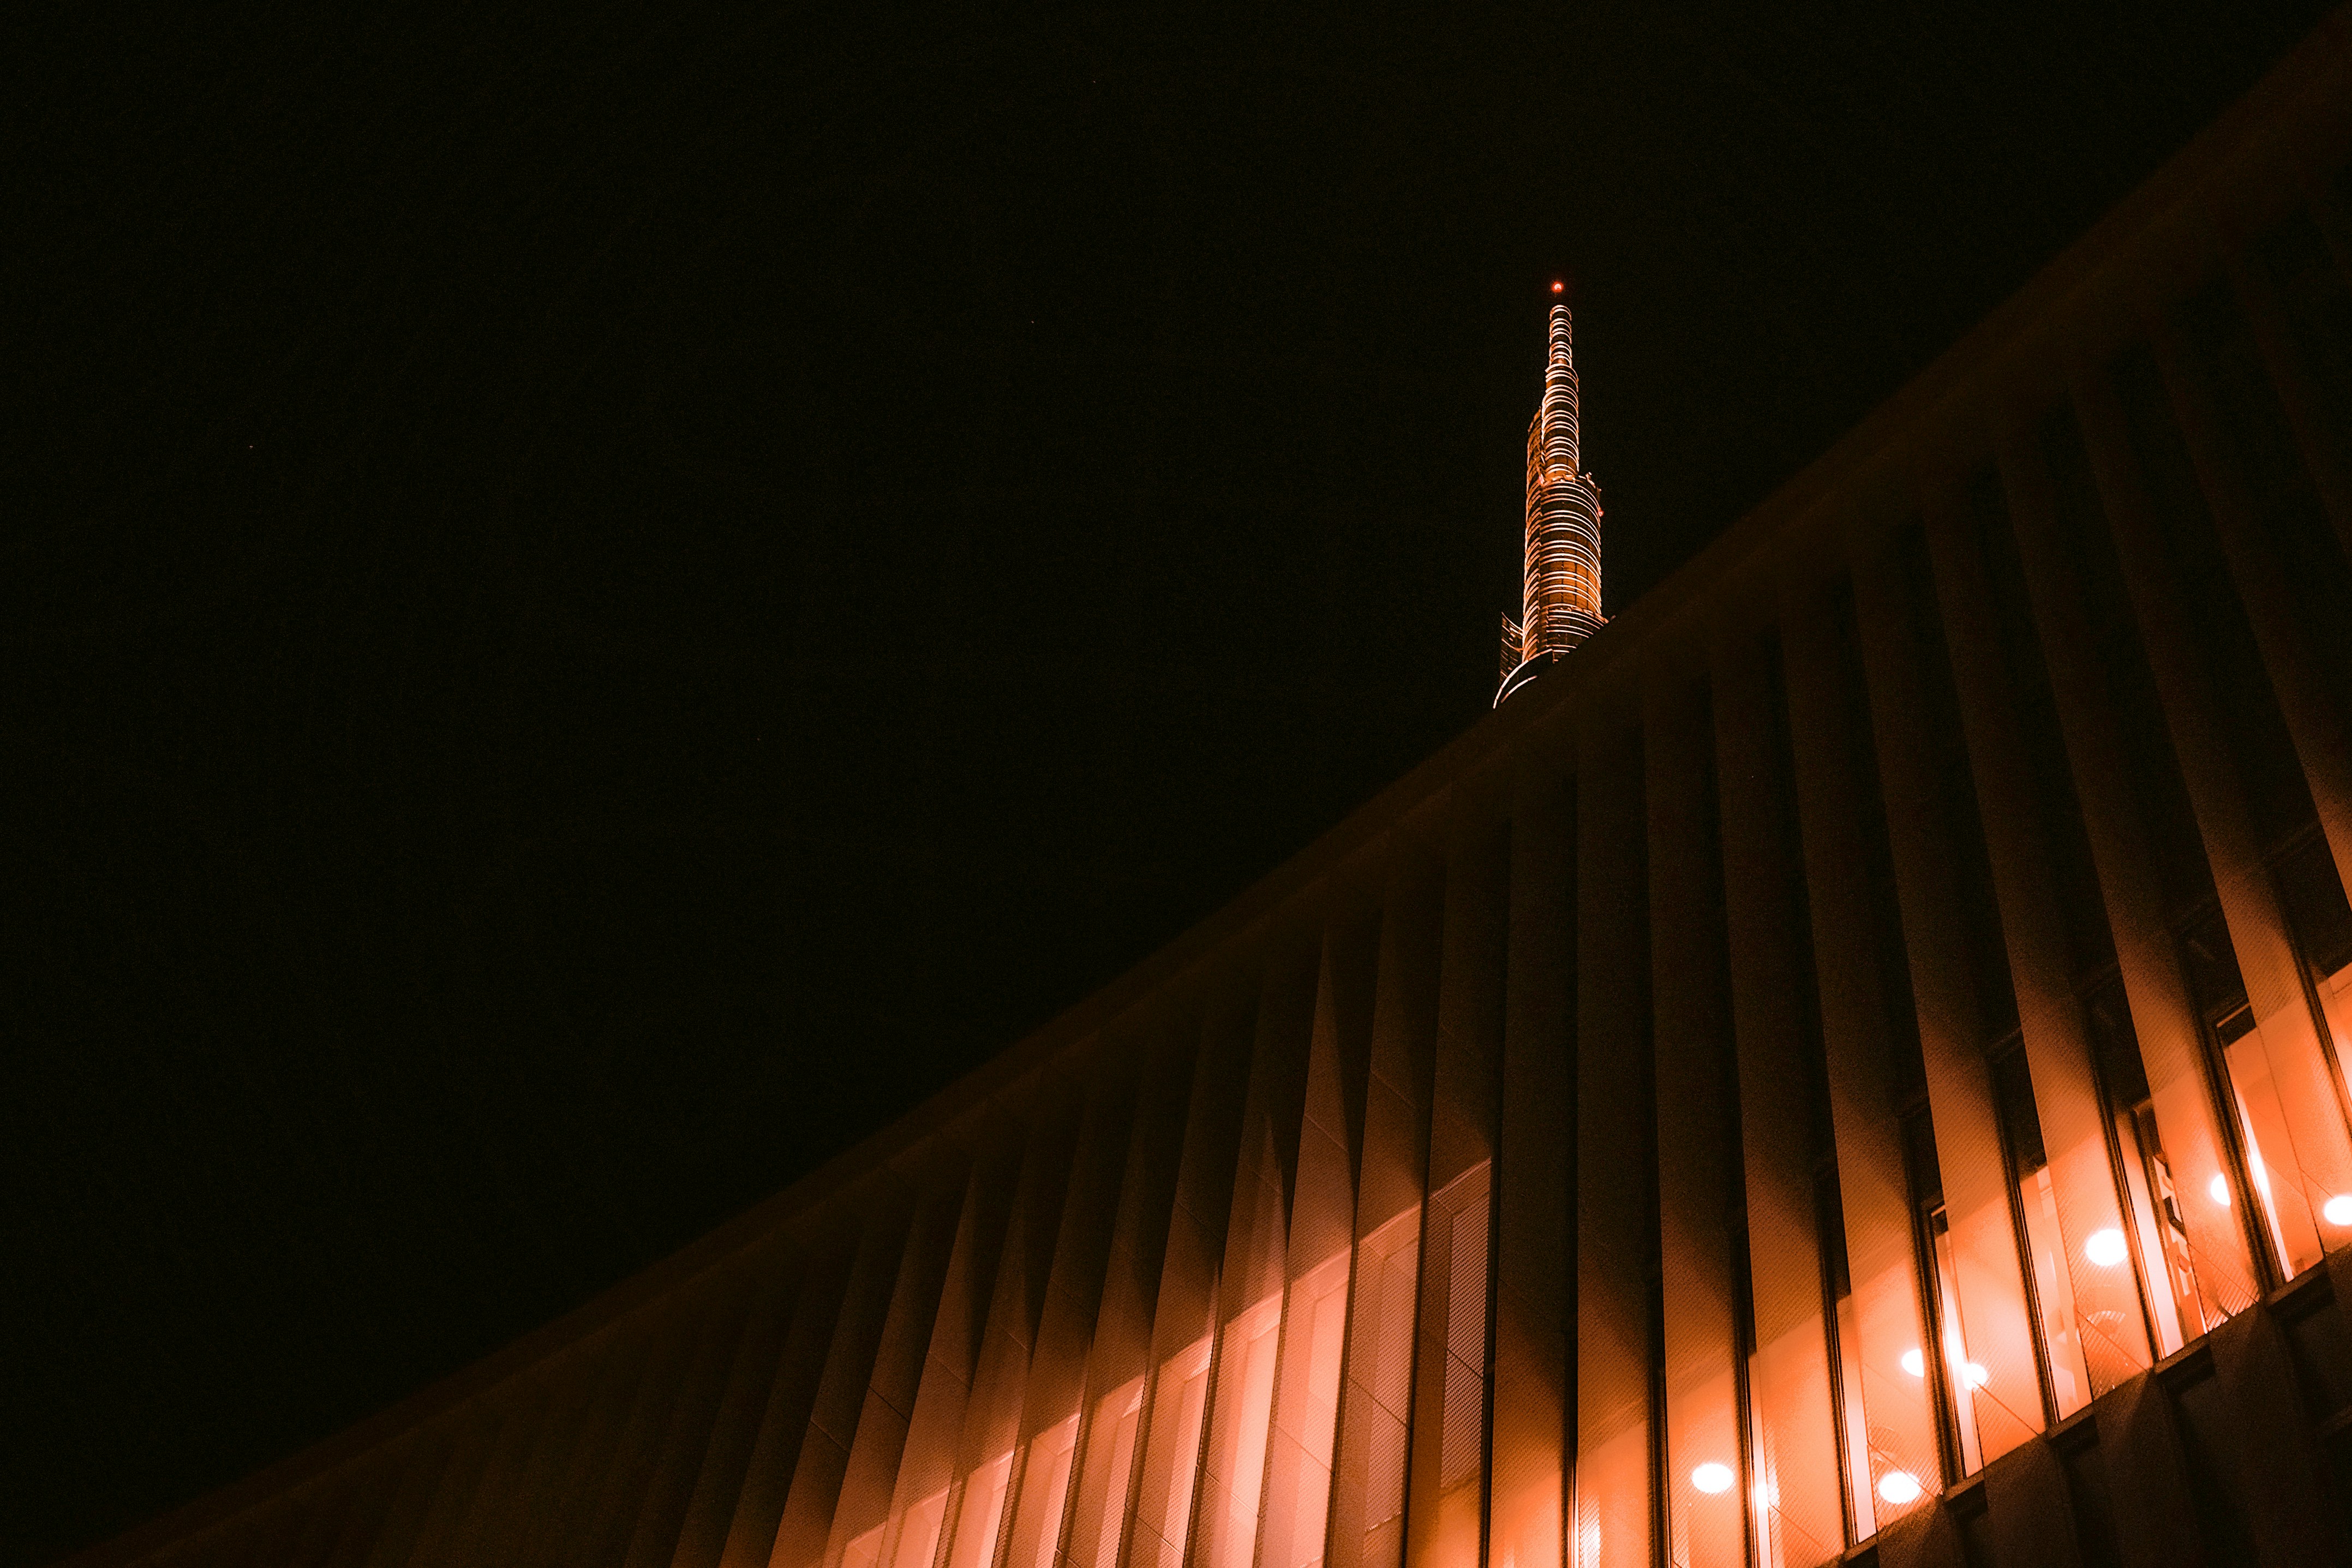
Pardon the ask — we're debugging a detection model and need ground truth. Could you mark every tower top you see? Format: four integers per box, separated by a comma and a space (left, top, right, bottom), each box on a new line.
1497, 301, 1605, 704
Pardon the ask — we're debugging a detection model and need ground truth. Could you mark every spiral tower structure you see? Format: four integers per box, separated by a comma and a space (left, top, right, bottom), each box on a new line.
1498, 299, 1605, 703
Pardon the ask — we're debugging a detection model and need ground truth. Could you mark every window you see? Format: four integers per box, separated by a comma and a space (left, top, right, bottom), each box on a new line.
2181, 906, 2345, 1282
2098, 983, 2220, 1354
1814, 1165, 1875, 1543
1902, 1112, 2042, 1477
2273, 834, 2352, 1153
1812, 1158, 1937, 1541
2212, 1005, 2324, 1276
1990, 1049, 2093, 1420
1923, 1204, 1987, 1475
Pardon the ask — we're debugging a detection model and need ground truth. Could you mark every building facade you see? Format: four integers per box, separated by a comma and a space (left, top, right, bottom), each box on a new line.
64, 14, 2352, 1568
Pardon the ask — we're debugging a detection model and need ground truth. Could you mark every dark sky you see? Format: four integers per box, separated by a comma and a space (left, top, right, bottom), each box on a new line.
12, 3, 2336, 1561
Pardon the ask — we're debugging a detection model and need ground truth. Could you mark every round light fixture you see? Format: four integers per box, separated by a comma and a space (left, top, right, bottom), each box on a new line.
1899, 1348, 1924, 1378
2324, 1194, 2352, 1226
2085, 1228, 2128, 1267
1963, 1361, 1990, 1389
2208, 1172, 2232, 1207
1691, 1462, 1734, 1495
1877, 1471, 1923, 1505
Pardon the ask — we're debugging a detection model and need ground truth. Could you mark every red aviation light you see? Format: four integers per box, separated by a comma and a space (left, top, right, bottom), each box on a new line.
1550, 280, 1565, 293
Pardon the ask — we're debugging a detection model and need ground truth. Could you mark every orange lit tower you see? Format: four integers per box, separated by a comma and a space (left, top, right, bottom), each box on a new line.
1498, 289, 1605, 703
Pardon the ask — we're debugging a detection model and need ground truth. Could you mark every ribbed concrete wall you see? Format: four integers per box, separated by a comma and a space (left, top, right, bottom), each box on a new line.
62, 10, 2352, 1567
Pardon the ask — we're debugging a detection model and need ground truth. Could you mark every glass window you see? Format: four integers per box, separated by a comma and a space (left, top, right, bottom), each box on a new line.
1924, 1206, 1986, 1474
2213, 1006, 2325, 1276
2085, 981, 2207, 1352
1990, 1050, 2092, 1420
2275, 835, 2352, 1157
1813, 1165, 1874, 1544
2180, 906, 2343, 1280
1902, 1111, 2014, 1477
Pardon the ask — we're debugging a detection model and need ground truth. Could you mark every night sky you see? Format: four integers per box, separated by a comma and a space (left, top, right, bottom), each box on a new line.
13, 4, 2338, 1561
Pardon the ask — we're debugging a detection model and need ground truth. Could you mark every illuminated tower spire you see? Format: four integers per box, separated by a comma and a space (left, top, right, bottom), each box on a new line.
1498, 289, 1605, 704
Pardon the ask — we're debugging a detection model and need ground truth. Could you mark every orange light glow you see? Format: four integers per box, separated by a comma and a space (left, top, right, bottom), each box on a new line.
1551, 280, 1565, 293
